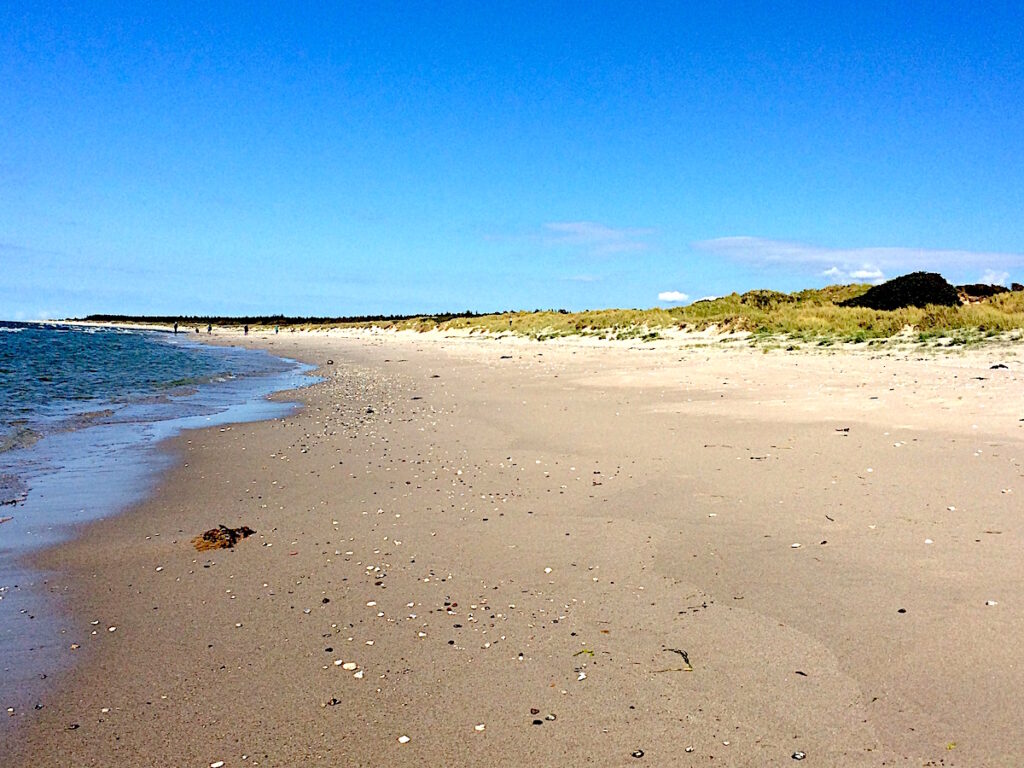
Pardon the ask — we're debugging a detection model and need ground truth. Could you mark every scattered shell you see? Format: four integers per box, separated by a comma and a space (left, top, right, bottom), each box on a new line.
353, 670, 364, 679
342, 662, 357, 670
211, 762, 225, 768
474, 723, 486, 731
577, 672, 587, 681
631, 750, 644, 758
924, 539, 934, 545
544, 567, 552, 574
985, 600, 998, 606
792, 752, 806, 760
397, 735, 410, 744
790, 543, 801, 549
108, 626, 117, 632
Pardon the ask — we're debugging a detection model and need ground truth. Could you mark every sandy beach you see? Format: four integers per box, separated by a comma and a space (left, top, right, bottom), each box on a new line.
3, 330, 1022, 767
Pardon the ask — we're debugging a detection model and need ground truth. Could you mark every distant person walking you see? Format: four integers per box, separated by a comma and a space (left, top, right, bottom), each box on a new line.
207, 324, 212, 334
243, 324, 249, 336
173, 322, 178, 334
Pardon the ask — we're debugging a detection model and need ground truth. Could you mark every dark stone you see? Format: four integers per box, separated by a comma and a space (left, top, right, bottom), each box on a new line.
0, 473, 29, 506
839, 272, 960, 310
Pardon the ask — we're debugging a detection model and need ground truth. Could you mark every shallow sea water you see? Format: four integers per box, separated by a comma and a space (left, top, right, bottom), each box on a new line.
0, 322, 315, 721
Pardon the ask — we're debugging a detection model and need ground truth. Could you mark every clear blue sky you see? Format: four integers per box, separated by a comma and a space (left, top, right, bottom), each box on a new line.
3, 3, 1023, 319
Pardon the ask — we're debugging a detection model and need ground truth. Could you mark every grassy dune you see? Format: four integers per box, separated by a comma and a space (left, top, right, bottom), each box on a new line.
361, 285, 1024, 345
84, 283, 1024, 345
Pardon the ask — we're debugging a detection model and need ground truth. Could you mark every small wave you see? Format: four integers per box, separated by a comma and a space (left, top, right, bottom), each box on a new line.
0, 427, 42, 454
0, 327, 23, 333
55, 409, 117, 432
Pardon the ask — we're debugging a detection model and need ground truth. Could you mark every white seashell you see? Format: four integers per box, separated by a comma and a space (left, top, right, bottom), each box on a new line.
342, 662, 357, 670
397, 735, 410, 744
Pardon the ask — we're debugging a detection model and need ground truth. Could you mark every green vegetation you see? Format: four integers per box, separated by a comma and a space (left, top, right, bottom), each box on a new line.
82, 283, 1024, 346
378, 285, 1024, 345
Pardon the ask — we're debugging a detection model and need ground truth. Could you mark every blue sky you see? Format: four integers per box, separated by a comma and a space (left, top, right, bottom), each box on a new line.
2, 3, 1023, 319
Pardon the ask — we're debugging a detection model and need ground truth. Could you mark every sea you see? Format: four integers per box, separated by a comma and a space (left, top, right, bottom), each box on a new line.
0, 321, 314, 722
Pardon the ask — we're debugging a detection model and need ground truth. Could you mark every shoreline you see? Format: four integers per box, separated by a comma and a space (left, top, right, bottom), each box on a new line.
0, 330, 315, 731
3, 332, 1022, 766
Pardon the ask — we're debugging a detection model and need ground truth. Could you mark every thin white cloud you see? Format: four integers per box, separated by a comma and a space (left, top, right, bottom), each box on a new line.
695, 236, 1024, 284
657, 290, 689, 302
981, 269, 1009, 286
544, 221, 655, 255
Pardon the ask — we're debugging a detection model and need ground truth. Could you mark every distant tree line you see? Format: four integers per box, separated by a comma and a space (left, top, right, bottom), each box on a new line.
79, 311, 507, 325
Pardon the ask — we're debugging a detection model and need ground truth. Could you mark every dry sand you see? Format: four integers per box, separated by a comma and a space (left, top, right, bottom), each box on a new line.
3, 330, 1023, 767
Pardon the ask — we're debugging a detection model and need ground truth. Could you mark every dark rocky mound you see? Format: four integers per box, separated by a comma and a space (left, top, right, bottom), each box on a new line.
839, 272, 961, 310
957, 283, 1009, 302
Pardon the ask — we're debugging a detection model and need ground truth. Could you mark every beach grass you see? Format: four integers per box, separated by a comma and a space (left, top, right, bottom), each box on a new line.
346, 285, 1024, 345
82, 284, 1024, 345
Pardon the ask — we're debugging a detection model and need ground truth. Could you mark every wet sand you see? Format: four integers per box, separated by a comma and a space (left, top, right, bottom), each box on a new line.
3, 331, 1023, 766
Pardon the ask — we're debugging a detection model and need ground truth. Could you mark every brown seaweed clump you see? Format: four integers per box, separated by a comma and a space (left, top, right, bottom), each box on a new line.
192, 524, 256, 551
